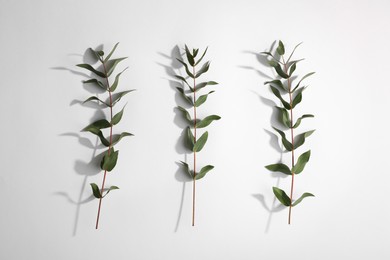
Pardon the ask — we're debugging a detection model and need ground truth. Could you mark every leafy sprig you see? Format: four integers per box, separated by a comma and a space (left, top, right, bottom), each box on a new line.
261, 41, 315, 224
175, 45, 220, 226
77, 43, 134, 229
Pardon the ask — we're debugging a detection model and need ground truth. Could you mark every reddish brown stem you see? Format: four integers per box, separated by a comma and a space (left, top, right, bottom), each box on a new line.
192, 65, 197, 226
283, 58, 295, 225
95, 58, 114, 229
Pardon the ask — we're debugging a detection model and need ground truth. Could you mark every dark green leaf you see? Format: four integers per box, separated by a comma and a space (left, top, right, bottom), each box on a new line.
193, 131, 208, 152
274, 63, 289, 79
176, 58, 194, 78
76, 64, 106, 78
174, 75, 191, 88
83, 79, 106, 90
196, 115, 221, 128
195, 165, 214, 180
101, 148, 119, 172
275, 106, 291, 128
289, 62, 296, 76
270, 86, 291, 110
180, 161, 193, 178
195, 91, 214, 107
111, 106, 125, 125
277, 41, 285, 55
273, 187, 291, 206
186, 127, 195, 150
106, 57, 127, 77
264, 80, 286, 92
97, 50, 104, 56
192, 81, 218, 92
110, 67, 128, 92
90, 183, 102, 198
273, 127, 293, 151
111, 90, 135, 107
83, 119, 111, 131
83, 96, 109, 107
185, 45, 195, 66
81, 126, 110, 146
292, 92, 302, 108
292, 192, 314, 207
195, 61, 210, 78
193, 48, 199, 57
176, 87, 193, 106
292, 150, 311, 174
294, 130, 315, 150
194, 47, 208, 66
265, 163, 291, 175
104, 42, 119, 63
293, 114, 314, 128
177, 106, 192, 123
103, 186, 119, 198
111, 132, 134, 146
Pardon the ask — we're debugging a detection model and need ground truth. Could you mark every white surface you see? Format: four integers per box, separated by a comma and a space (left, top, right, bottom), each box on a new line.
1, 0, 389, 259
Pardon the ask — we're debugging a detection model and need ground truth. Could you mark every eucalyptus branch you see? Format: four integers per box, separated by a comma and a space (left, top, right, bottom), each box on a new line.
175, 45, 220, 226
76, 43, 134, 229
261, 41, 315, 224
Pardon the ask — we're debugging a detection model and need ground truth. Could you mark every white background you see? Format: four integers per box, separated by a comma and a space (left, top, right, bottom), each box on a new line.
1, 0, 389, 259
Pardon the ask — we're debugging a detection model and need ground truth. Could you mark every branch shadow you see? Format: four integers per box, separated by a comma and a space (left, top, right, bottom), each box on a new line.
157, 45, 193, 232
55, 45, 108, 236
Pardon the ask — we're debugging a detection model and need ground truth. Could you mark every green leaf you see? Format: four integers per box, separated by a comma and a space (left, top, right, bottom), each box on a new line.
265, 163, 291, 175
264, 80, 286, 92
174, 75, 191, 88
185, 45, 195, 66
110, 68, 128, 92
177, 106, 192, 123
286, 42, 303, 63
103, 186, 119, 198
111, 106, 126, 125
292, 150, 311, 174
294, 72, 315, 90
106, 57, 127, 77
104, 42, 119, 63
186, 127, 195, 150
81, 126, 110, 146
194, 47, 208, 66
277, 41, 285, 55
274, 63, 289, 79
193, 131, 208, 152
273, 127, 293, 151
195, 165, 214, 180
196, 115, 221, 128
294, 130, 315, 150
293, 114, 314, 128
180, 161, 193, 178
83, 119, 111, 131
292, 92, 302, 108
292, 192, 314, 207
195, 61, 210, 78
97, 50, 104, 57
272, 187, 291, 207
275, 106, 291, 128
83, 79, 106, 90
111, 90, 135, 107
268, 60, 278, 67
88, 48, 101, 60
176, 87, 193, 106
111, 132, 134, 146
270, 86, 291, 110
101, 148, 119, 172
176, 58, 194, 78
195, 91, 214, 107
289, 62, 297, 76
193, 48, 199, 57
76, 64, 106, 78
83, 96, 109, 107
90, 183, 102, 199
192, 81, 218, 92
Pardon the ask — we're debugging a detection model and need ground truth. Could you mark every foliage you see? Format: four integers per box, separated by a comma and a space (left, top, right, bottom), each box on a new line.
261, 41, 315, 224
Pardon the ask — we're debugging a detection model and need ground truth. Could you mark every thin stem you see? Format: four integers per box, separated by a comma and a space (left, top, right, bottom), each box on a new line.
192, 65, 197, 227
283, 57, 295, 225
95, 58, 114, 229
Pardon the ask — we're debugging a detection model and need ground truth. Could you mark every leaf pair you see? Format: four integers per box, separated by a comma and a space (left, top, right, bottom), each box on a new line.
186, 127, 209, 152
265, 150, 311, 175
180, 161, 214, 180
272, 187, 314, 207
90, 183, 119, 199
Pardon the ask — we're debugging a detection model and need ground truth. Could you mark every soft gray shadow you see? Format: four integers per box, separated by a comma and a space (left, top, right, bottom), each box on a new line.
56, 45, 108, 236
158, 45, 192, 232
